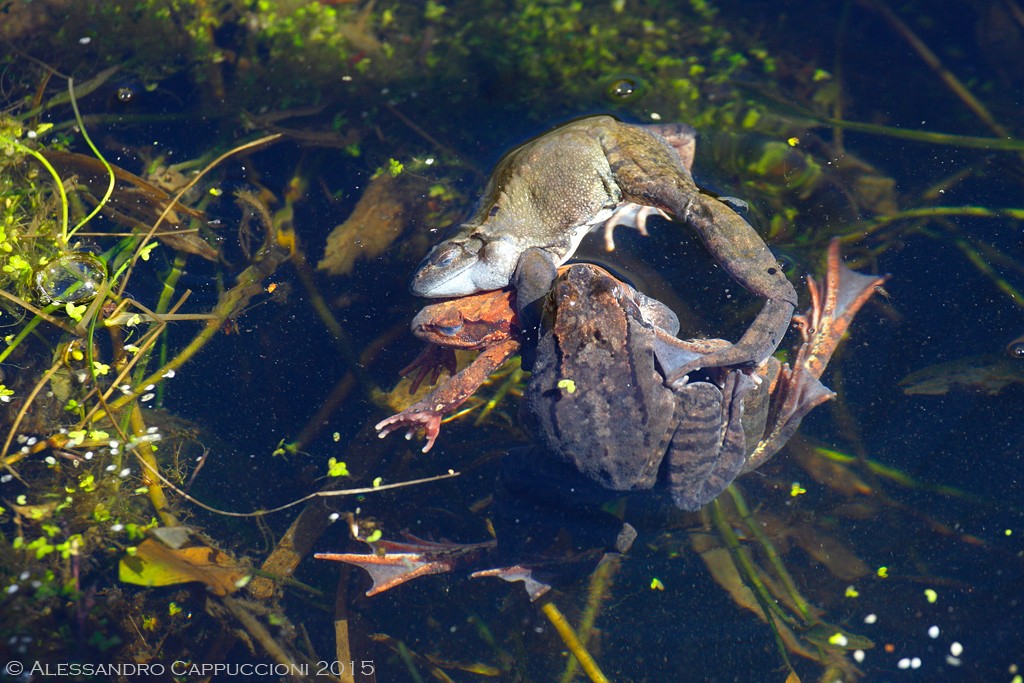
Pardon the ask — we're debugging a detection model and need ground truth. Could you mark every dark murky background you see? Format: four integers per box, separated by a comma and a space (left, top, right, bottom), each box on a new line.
1, 1, 1022, 681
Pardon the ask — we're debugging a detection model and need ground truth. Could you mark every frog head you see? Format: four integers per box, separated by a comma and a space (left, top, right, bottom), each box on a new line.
410, 233, 521, 297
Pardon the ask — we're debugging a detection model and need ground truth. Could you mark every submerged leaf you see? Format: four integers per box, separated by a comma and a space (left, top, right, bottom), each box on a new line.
119, 538, 247, 596
317, 173, 433, 276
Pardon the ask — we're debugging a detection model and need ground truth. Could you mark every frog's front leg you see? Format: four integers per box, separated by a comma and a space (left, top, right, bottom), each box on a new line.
600, 202, 670, 251
673, 195, 798, 379
511, 246, 559, 328
376, 337, 520, 452
400, 345, 459, 393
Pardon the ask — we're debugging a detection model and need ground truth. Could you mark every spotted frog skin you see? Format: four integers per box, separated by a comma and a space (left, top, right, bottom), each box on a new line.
410, 115, 798, 380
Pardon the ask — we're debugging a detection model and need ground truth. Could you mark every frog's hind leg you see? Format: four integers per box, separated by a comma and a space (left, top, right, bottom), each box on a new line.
742, 239, 888, 473
602, 125, 798, 380
663, 195, 798, 380
643, 122, 698, 172
667, 372, 751, 511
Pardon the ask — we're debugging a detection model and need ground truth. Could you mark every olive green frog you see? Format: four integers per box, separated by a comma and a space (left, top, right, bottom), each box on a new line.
410, 115, 798, 379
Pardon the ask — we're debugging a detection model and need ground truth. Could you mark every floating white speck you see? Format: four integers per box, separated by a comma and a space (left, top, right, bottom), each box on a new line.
6, 585, 18, 594
144, 384, 156, 391
141, 393, 156, 402
950, 642, 963, 657
853, 650, 865, 663
120, 384, 133, 394
84, 452, 93, 460
0, 474, 12, 483
897, 658, 910, 669
162, 370, 176, 379
105, 464, 117, 472
650, 112, 662, 120
111, 523, 124, 532
864, 613, 878, 624
79, 37, 92, 44
44, 456, 55, 465
26, 437, 37, 446
928, 625, 939, 638
946, 655, 961, 666
18, 571, 29, 581
119, 468, 131, 478
27, 130, 37, 139
147, 426, 159, 434
425, 158, 435, 165
328, 512, 340, 522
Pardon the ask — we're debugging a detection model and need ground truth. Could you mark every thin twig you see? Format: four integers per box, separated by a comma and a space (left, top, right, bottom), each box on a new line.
539, 600, 609, 683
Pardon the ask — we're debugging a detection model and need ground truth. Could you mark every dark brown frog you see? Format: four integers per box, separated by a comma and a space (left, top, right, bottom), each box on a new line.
524, 243, 885, 510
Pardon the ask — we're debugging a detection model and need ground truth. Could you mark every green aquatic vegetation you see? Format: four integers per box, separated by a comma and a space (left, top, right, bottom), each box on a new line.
0, 75, 304, 669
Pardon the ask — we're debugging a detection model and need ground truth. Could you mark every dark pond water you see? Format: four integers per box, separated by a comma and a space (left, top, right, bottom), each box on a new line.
1, 1, 1022, 682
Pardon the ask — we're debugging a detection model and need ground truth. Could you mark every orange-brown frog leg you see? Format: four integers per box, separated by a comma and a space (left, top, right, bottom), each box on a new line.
743, 239, 889, 472
375, 337, 520, 452
400, 344, 459, 394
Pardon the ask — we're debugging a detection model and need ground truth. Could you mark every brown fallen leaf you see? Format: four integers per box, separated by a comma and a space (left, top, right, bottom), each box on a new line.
119, 538, 248, 596
317, 173, 434, 276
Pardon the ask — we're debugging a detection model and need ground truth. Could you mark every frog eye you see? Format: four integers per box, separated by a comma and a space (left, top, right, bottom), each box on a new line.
433, 322, 464, 337
433, 246, 459, 268
1007, 338, 1024, 359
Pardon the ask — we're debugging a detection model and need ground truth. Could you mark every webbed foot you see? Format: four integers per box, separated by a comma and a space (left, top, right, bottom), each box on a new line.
400, 345, 458, 393
471, 565, 553, 601
743, 239, 888, 472
316, 535, 495, 596
375, 407, 443, 453
793, 238, 889, 379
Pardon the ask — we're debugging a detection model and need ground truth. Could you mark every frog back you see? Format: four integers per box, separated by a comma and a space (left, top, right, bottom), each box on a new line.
523, 267, 677, 491
464, 124, 622, 252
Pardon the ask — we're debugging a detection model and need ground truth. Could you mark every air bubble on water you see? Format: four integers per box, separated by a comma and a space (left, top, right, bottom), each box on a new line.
34, 253, 107, 306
